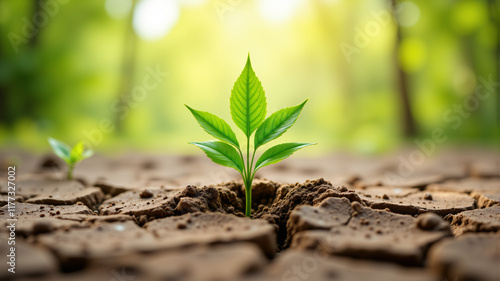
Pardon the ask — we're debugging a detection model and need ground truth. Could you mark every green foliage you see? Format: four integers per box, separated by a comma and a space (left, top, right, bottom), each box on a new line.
254, 100, 308, 149
230, 56, 267, 137
189, 141, 244, 173
48, 137, 94, 180
255, 142, 314, 171
187, 55, 314, 217
185, 106, 239, 147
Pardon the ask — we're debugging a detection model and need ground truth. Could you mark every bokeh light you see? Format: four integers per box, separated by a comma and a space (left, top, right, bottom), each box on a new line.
396, 1, 420, 27
105, 0, 132, 19
133, 0, 180, 40
258, 0, 304, 24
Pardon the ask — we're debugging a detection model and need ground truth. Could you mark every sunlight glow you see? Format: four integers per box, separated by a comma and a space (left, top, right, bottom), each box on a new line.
397, 1, 420, 27
178, 0, 207, 7
133, 0, 180, 40
399, 37, 426, 72
105, 0, 132, 19
258, 0, 304, 24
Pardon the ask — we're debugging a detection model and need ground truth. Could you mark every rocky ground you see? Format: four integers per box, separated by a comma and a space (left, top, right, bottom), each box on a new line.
0, 148, 499, 281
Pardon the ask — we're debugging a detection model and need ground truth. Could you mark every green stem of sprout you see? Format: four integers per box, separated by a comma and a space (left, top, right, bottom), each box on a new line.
67, 164, 74, 180
244, 175, 252, 217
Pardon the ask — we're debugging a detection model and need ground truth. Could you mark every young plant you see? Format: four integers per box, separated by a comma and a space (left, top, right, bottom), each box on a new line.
48, 137, 94, 180
186, 55, 314, 217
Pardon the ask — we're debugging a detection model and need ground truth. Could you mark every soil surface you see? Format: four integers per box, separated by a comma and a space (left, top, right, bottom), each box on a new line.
0, 148, 499, 281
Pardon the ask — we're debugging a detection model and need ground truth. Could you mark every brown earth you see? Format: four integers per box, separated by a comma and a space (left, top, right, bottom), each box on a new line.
0, 148, 498, 281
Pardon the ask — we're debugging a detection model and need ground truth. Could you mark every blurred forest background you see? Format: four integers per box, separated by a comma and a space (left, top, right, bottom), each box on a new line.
0, 0, 498, 155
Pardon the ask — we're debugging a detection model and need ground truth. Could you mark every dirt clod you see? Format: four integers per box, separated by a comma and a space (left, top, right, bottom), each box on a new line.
428, 234, 500, 281
257, 250, 439, 281
254, 178, 361, 248
290, 204, 451, 265
445, 206, 500, 235
144, 212, 276, 257
351, 201, 363, 213
416, 213, 449, 231
139, 189, 154, 198
362, 191, 475, 216
100, 185, 243, 221
0, 203, 93, 236
33, 220, 54, 234
287, 197, 351, 246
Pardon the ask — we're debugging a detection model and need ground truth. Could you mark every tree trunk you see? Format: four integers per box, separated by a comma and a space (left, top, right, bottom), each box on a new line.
489, 0, 500, 144
114, 0, 138, 133
390, 0, 417, 137
29, 0, 42, 47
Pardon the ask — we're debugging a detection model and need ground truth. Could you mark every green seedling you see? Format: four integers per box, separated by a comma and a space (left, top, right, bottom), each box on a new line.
48, 137, 94, 180
186, 55, 314, 217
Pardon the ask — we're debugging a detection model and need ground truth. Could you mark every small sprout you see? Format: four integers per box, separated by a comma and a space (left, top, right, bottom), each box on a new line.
48, 137, 94, 180
186, 55, 315, 217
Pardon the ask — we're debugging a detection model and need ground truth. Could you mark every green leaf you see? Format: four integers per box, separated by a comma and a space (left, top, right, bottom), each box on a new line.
254, 99, 308, 149
70, 142, 93, 163
48, 137, 71, 163
190, 141, 244, 174
230, 55, 267, 137
254, 142, 315, 171
81, 147, 94, 159
186, 105, 239, 148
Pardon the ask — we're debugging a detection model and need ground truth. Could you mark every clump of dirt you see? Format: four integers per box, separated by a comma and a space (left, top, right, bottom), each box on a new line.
100, 184, 244, 224
37, 155, 63, 171
144, 212, 277, 258
416, 212, 450, 231
253, 178, 362, 248
173, 185, 244, 216
220, 179, 280, 212
444, 206, 500, 235
252, 180, 280, 209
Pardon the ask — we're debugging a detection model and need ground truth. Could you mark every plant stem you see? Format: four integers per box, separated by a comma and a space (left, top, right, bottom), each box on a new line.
67, 164, 74, 181
244, 177, 252, 217
244, 135, 251, 217
250, 149, 256, 172
246, 136, 250, 180
238, 148, 247, 180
